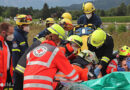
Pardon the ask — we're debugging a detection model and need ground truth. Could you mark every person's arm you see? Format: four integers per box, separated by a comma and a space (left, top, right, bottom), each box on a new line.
95, 36, 114, 76
33, 28, 48, 42
92, 14, 102, 28
55, 50, 79, 81
14, 40, 41, 75
12, 40, 21, 68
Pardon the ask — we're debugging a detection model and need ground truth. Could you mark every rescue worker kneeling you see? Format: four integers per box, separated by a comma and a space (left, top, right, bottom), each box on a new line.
23, 24, 79, 90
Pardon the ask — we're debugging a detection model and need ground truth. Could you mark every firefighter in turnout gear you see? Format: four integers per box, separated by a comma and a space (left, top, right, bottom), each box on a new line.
77, 2, 102, 28
87, 29, 114, 76
33, 18, 55, 42
12, 14, 32, 90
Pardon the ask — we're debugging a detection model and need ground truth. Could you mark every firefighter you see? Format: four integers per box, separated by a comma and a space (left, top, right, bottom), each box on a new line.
12, 14, 32, 90
33, 18, 55, 42
23, 24, 79, 90
59, 18, 74, 37
77, 2, 102, 28
0, 23, 14, 89
61, 12, 72, 20
87, 29, 114, 76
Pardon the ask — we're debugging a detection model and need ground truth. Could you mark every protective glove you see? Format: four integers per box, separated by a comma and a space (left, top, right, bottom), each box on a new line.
94, 67, 101, 77
117, 66, 125, 71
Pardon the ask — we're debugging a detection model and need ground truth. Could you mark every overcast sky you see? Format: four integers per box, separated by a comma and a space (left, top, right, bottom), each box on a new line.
0, 0, 93, 9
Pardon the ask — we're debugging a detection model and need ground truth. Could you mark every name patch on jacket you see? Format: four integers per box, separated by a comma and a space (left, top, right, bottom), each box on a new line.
13, 42, 18, 48
33, 46, 47, 57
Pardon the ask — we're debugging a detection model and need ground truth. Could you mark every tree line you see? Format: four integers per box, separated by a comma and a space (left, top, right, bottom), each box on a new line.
0, 2, 130, 20
0, 3, 65, 20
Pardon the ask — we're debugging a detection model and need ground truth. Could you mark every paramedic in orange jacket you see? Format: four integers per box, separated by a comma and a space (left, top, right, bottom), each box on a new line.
0, 23, 14, 89
23, 24, 79, 90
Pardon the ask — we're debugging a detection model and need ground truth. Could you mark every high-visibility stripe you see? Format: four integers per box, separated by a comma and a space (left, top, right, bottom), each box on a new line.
111, 68, 114, 72
28, 61, 47, 66
20, 41, 26, 45
88, 72, 94, 77
66, 69, 76, 77
24, 83, 53, 90
113, 59, 118, 64
34, 36, 39, 40
24, 75, 53, 82
50, 27, 66, 39
15, 67, 24, 73
101, 56, 110, 63
47, 47, 59, 67
28, 47, 59, 68
15, 65, 25, 73
12, 49, 21, 52
71, 74, 79, 81
0, 83, 4, 87
108, 64, 116, 68
17, 64, 25, 70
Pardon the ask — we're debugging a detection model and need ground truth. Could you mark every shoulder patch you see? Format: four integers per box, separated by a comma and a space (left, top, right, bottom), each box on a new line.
13, 42, 18, 48
33, 45, 47, 57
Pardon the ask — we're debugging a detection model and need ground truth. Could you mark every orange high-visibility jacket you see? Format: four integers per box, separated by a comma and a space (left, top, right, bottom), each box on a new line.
106, 59, 118, 74
0, 36, 13, 88
23, 40, 79, 90
55, 64, 88, 81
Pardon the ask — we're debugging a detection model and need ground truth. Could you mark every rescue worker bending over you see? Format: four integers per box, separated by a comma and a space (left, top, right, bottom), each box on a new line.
87, 29, 114, 76
12, 14, 32, 90
33, 18, 55, 42
77, 2, 102, 28
0, 23, 14, 89
59, 35, 83, 59
23, 24, 79, 90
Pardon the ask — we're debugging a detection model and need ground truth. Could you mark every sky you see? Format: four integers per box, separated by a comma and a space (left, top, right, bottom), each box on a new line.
0, 0, 93, 9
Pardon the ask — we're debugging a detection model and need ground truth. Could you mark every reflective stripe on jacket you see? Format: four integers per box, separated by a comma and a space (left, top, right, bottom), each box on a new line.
24, 40, 79, 90
106, 59, 118, 74
12, 26, 29, 68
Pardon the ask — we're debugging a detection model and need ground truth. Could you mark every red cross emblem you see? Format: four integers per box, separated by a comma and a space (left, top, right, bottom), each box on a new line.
37, 48, 43, 54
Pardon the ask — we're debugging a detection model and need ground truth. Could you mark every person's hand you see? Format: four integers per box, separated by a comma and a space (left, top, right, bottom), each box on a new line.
94, 67, 101, 77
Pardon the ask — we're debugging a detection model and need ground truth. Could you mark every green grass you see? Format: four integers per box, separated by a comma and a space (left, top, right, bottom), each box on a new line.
101, 16, 130, 22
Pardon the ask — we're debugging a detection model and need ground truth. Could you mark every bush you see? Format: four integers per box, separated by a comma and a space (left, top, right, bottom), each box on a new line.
0, 17, 4, 22
104, 24, 116, 34
117, 24, 127, 33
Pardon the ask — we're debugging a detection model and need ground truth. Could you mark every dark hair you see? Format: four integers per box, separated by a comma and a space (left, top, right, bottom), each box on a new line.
0, 22, 12, 33
118, 56, 127, 67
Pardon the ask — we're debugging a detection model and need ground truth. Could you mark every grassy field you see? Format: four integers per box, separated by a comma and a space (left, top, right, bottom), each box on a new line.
28, 23, 130, 50
101, 16, 130, 22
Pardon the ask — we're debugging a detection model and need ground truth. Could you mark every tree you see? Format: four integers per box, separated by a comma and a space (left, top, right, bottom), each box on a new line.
116, 3, 127, 16
100, 10, 105, 16
42, 3, 50, 20
127, 4, 130, 15
50, 7, 65, 19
